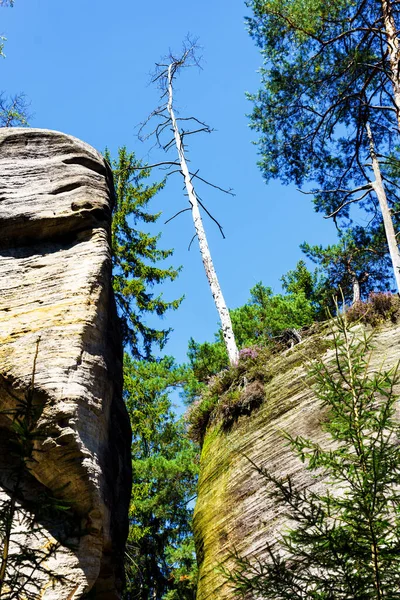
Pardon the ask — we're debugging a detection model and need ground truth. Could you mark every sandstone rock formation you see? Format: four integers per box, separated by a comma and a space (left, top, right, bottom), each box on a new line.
193, 323, 400, 600
0, 128, 131, 599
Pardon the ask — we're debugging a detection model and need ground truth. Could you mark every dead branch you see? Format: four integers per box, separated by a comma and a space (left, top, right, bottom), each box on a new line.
164, 208, 191, 224
188, 233, 197, 251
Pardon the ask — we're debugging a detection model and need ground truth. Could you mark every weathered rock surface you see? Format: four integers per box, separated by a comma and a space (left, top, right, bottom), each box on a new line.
194, 323, 400, 600
0, 128, 131, 598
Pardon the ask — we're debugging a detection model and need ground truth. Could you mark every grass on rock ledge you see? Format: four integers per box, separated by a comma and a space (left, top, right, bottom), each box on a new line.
186, 292, 400, 446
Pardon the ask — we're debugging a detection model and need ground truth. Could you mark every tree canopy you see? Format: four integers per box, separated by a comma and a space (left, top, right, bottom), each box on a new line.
123, 355, 198, 600
186, 281, 317, 389
246, 0, 400, 195
301, 225, 393, 303
246, 0, 400, 289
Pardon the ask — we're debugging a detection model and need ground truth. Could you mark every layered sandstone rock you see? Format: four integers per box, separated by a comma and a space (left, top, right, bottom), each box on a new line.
0, 128, 131, 598
193, 323, 400, 600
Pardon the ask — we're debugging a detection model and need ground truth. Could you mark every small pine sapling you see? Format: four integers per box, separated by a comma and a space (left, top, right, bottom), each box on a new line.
227, 312, 400, 599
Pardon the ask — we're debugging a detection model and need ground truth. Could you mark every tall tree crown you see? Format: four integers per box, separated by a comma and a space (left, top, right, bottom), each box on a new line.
106, 147, 181, 359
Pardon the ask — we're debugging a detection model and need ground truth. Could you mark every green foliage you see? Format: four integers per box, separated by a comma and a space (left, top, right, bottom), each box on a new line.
185, 281, 319, 442
106, 147, 182, 359
229, 282, 316, 347
187, 346, 273, 444
187, 282, 316, 390
186, 394, 219, 445
301, 226, 393, 304
227, 313, 400, 598
250, 0, 349, 42
346, 292, 400, 327
0, 93, 29, 127
246, 0, 400, 232
107, 148, 197, 598
123, 354, 198, 600
187, 337, 228, 384
281, 259, 317, 299
281, 259, 333, 319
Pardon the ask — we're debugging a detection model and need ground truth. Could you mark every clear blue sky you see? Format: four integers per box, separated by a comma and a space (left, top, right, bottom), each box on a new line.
1, 0, 338, 365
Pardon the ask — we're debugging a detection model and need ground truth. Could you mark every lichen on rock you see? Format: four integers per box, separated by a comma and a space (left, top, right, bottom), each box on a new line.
0, 128, 131, 599
193, 322, 400, 600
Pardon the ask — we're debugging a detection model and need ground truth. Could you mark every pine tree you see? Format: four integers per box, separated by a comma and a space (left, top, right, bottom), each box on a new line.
246, 0, 400, 289
281, 259, 331, 319
185, 282, 316, 392
301, 227, 392, 305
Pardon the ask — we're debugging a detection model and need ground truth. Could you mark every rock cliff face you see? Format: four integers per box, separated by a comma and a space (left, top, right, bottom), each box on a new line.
0, 128, 131, 598
193, 323, 400, 600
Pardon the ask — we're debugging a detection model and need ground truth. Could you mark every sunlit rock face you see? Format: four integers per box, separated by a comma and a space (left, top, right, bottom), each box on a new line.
0, 128, 131, 599
194, 324, 400, 600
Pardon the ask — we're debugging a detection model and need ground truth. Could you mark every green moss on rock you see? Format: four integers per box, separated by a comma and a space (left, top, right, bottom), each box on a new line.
193, 322, 400, 600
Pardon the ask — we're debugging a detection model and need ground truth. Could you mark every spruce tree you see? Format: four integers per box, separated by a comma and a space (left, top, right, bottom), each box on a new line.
106, 148, 198, 599
106, 147, 181, 358
123, 355, 198, 600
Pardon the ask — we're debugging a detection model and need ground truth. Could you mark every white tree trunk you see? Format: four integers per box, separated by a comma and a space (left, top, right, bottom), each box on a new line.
381, 0, 400, 131
352, 278, 361, 304
366, 123, 400, 293
166, 64, 239, 364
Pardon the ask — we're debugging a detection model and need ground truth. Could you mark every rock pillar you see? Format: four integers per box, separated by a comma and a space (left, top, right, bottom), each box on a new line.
0, 128, 131, 599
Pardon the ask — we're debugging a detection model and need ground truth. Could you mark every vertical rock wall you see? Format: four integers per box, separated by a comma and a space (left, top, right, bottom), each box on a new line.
193, 324, 400, 600
0, 128, 131, 599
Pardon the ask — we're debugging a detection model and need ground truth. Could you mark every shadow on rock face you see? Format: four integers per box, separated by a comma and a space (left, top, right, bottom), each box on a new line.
0, 128, 131, 599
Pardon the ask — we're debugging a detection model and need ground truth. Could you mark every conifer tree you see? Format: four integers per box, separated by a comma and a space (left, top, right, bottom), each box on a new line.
246, 0, 400, 290
107, 149, 198, 599
106, 147, 181, 358
123, 355, 198, 600
281, 259, 331, 319
301, 227, 392, 305
185, 282, 316, 391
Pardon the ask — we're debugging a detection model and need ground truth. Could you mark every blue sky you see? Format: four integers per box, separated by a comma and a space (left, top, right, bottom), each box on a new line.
1, 0, 338, 365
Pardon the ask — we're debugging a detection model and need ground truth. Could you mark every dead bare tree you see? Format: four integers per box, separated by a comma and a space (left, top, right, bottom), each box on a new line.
139, 41, 239, 364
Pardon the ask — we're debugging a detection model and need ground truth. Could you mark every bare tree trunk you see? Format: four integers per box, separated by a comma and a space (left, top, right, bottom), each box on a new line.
352, 278, 361, 304
381, 0, 400, 131
0, 494, 17, 595
166, 63, 239, 364
366, 123, 400, 293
